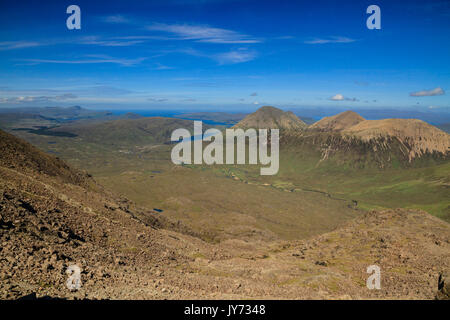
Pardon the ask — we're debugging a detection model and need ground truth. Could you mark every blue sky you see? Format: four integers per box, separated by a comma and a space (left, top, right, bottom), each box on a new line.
0, 0, 449, 113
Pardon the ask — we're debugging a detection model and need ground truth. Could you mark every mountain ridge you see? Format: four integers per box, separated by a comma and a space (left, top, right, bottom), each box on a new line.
233, 106, 307, 130
47, 117, 210, 147
294, 110, 450, 165
0, 129, 89, 186
343, 118, 450, 160
309, 110, 365, 131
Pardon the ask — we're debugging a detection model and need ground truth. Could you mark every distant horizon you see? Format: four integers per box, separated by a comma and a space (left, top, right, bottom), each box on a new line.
1, 0, 449, 112
2, 104, 450, 125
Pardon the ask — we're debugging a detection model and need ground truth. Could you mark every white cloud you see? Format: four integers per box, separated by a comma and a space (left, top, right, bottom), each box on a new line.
428, 105, 446, 109
1, 36, 145, 51
102, 15, 130, 24
410, 87, 444, 97
146, 23, 261, 44
0, 41, 42, 51
304, 36, 356, 44
148, 97, 168, 102
78, 36, 144, 47
82, 86, 133, 95
214, 50, 257, 64
329, 94, 358, 101
330, 94, 345, 101
154, 63, 174, 70
179, 47, 257, 65
0, 93, 77, 104
19, 55, 146, 66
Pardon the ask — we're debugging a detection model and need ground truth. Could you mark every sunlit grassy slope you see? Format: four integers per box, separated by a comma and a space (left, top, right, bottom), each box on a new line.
212, 147, 450, 222
9, 118, 449, 241
9, 128, 358, 241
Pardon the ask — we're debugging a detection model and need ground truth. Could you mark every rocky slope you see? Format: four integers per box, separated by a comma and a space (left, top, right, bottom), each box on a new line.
233, 106, 307, 130
286, 111, 450, 167
0, 130, 88, 186
310, 110, 365, 131
343, 118, 450, 161
0, 129, 199, 299
1, 129, 448, 299
282, 208, 450, 299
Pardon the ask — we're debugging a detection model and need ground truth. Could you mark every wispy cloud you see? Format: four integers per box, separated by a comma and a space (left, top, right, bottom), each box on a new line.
329, 94, 358, 101
276, 36, 295, 40
183, 81, 218, 87
214, 49, 257, 64
82, 86, 134, 95
0, 41, 43, 51
0, 93, 77, 104
0, 86, 133, 97
1, 24, 261, 52
101, 15, 131, 24
1, 36, 147, 51
176, 47, 257, 65
250, 92, 258, 96
410, 87, 445, 97
171, 77, 199, 81
78, 36, 144, 47
148, 97, 168, 102
146, 23, 262, 44
154, 63, 174, 70
19, 55, 146, 66
304, 36, 356, 44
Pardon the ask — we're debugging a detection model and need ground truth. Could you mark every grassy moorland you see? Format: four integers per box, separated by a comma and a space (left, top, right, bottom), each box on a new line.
6, 115, 449, 244
2, 126, 449, 299
6, 123, 357, 242
215, 151, 450, 222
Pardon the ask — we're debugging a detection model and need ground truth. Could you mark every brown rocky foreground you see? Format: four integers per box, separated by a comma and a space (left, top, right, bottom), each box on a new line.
0, 129, 449, 299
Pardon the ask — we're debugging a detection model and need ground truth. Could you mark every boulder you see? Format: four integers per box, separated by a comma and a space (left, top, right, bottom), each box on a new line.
436, 271, 450, 300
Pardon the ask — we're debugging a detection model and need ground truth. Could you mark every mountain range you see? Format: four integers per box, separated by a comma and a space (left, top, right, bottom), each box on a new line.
233, 106, 307, 130
1, 127, 449, 299
1, 105, 449, 299
234, 106, 450, 167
